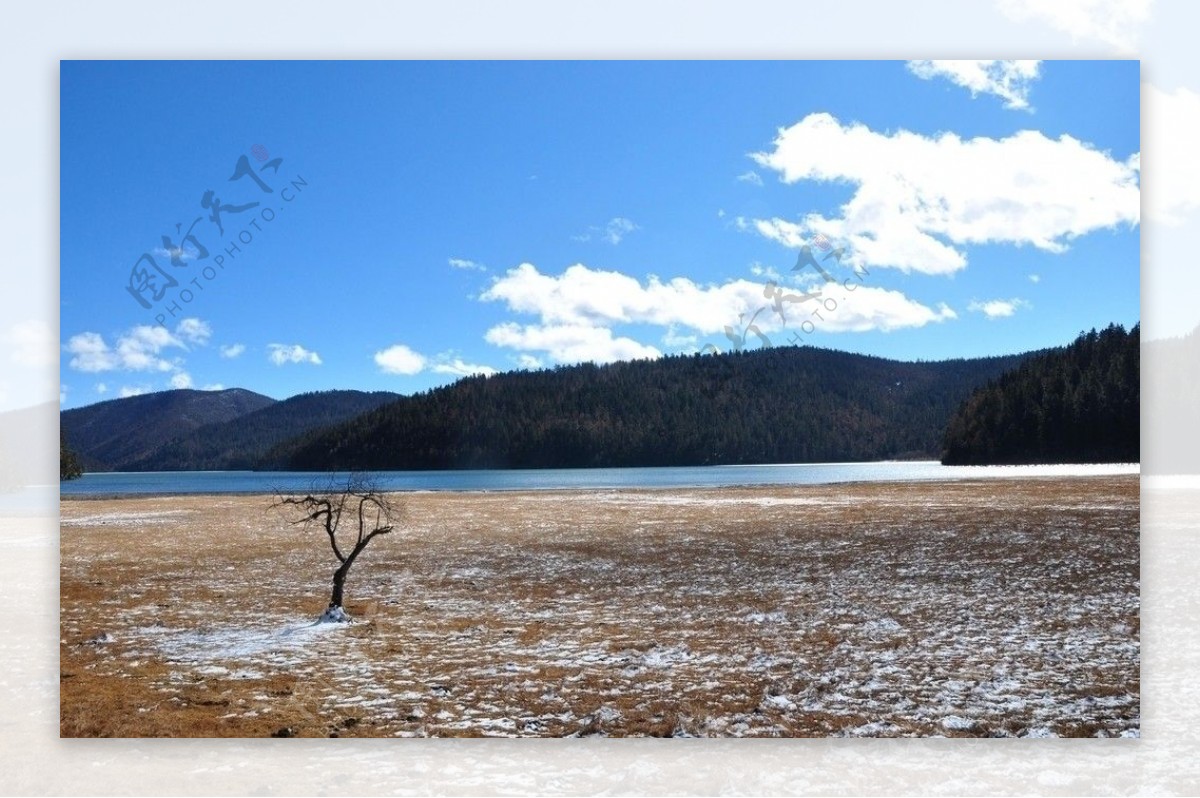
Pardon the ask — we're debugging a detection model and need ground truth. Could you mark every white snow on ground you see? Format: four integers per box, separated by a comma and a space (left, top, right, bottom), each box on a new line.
61, 478, 1139, 738
61, 510, 194, 527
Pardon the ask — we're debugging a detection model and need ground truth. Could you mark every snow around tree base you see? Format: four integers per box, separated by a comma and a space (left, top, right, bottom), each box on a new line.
318, 605, 351, 624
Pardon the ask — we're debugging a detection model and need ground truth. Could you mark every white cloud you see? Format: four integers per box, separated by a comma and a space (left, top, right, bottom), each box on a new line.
431, 358, 498, 377
169, 371, 193, 389
516, 354, 543, 370
1, 319, 55, 368
175, 317, 212, 345
1145, 83, 1200, 225
800, 285, 958, 333
486, 322, 662, 365
737, 170, 764, 186
749, 262, 783, 281
267, 343, 322, 366
604, 217, 638, 244
907, 60, 1041, 110
662, 325, 698, 349
116, 326, 183, 372
575, 218, 640, 245
968, 298, 1031, 319
482, 263, 774, 335
66, 326, 185, 373
374, 344, 426, 375
118, 385, 148, 398
219, 343, 246, 359
96, 383, 107, 394
749, 113, 1139, 275
997, 0, 1152, 52
202, 383, 226, 391
65, 332, 118, 373
481, 262, 957, 361
449, 257, 486, 271
1029, 274, 1041, 283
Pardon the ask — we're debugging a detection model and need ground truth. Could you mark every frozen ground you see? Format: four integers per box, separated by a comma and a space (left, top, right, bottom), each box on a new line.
60, 476, 1139, 738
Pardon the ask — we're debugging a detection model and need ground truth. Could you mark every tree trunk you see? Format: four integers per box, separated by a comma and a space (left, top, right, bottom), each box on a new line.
329, 562, 349, 610
326, 543, 367, 619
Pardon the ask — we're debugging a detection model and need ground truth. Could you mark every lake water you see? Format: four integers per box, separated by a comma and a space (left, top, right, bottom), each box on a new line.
59, 461, 1139, 497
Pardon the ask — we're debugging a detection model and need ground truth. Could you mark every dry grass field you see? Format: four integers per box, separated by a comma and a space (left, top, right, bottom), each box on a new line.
60, 476, 1139, 738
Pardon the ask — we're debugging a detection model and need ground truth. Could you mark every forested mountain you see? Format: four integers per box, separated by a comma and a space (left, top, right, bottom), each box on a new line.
126, 390, 402, 471
274, 346, 1032, 471
941, 324, 1139, 465
61, 388, 275, 472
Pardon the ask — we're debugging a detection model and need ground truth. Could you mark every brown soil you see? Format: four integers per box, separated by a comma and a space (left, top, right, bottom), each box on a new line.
60, 476, 1139, 738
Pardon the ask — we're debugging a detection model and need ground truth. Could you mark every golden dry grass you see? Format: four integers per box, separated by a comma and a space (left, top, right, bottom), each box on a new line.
60, 476, 1139, 738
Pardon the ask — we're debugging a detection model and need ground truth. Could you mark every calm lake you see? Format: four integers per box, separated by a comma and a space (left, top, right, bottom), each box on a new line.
59, 461, 1139, 497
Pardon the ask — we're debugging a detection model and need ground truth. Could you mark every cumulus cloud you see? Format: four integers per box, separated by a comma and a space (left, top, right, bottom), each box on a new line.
968, 298, 1031, 319
169, 371, 193, 389
267, 343, 322, 366
997, 0, 1151, 52
219, 343, 246, 359
907, 60, 1041, 110
175, 317, 212, 345
482, 263, 771, 334
119, 386, 148, 398
449, 257, 486, 271
202, 383, 225, 391
117, 326, 183, 371
485, 321, 662, 365
1145, 83, 1200, 225
374, 344, 426, 375
65, 326, 184, 373
1, 319, 55, 368
737, 170, 764, 186
431, 358, 498, 377
480, 262, 958, 363
748, 113, 1139, 274
604, 217, 638, 244
516, 354, 544, 370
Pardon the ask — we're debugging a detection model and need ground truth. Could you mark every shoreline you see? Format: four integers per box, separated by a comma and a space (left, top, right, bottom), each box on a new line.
59, 467, 1142, 501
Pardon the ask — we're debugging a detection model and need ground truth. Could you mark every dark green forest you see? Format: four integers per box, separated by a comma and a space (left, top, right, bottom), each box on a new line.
60, 428, 83, 480
61, 389, 399, 472
60, 327, 1141, 474
61, 388, 275, 471
275, 346, 1031, 471
941, 324, 1139, 465
126, 390, 401, 471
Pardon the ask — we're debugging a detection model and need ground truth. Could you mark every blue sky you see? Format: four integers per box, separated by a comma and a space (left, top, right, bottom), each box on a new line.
60, 60, 1140, 407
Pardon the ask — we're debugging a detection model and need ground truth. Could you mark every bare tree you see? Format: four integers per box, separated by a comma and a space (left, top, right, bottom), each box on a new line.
272, 474, 400, 623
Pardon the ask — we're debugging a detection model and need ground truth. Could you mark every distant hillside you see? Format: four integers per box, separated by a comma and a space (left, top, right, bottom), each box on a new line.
941, 324, 1139, 466
126, 390, 402, 471
61, 388, 275, 471
0, 402, 57, 490
1143, 324, 1200, 475
273, 345, 1033, 471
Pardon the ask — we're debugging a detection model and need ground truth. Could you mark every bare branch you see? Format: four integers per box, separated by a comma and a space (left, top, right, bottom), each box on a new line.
271, 472, 403, 617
